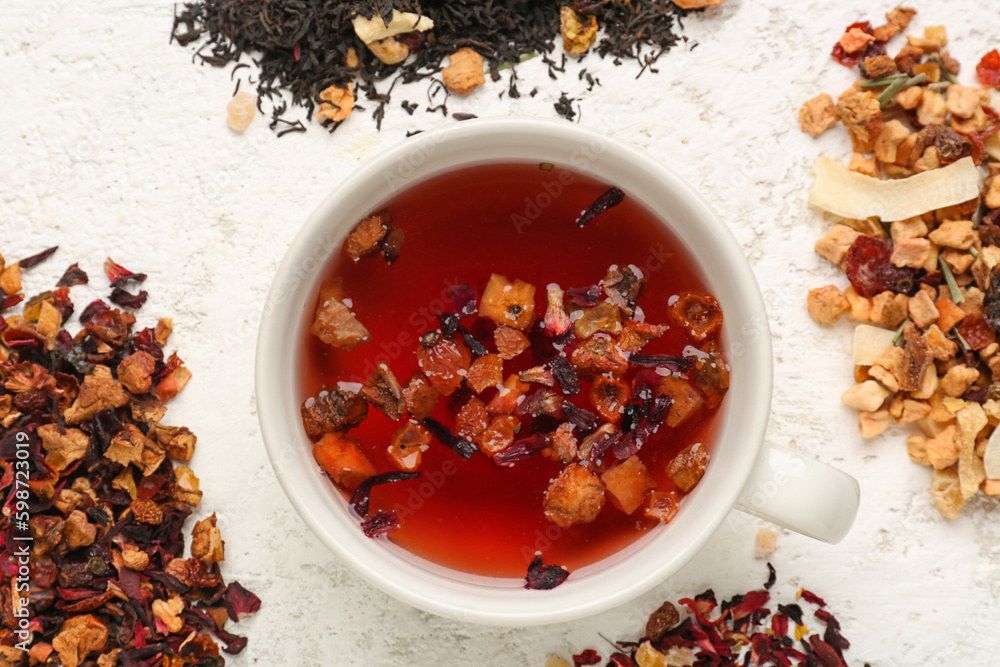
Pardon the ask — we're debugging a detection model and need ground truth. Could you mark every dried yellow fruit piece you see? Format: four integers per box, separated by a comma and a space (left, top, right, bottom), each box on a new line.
226, 91, 257, 132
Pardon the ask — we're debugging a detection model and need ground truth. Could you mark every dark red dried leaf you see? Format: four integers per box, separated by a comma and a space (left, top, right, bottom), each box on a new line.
110, 287, 149, 310
628, 354, 693, 372
361, 509, 400, 537
977, 49, 1000, 87
957, 314, 996, 350
549, 355, 581, 396
605, 654, 635, 667
448, 283, 478, 317
493, 433, 551, 467
525, 555, 569, 590
19, 245, 58, 269
809, 635, 847, 667
79, 299, 110, 323
764, 562, 776, 590
565, 285, 602, 307
729, 590, 769, 621
771, 613, 789, 637
572, 648, 601, 666
1, 294, 24, 312
57, 262, 90, 287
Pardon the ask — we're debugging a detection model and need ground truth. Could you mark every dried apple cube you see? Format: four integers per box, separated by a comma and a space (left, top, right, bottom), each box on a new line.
657, 375, 703, 427
601, 455, 656, 515
313, 432, 376, 490
479, 415, 518, 456
644, 490, 681, 523
479, 273, 536, 330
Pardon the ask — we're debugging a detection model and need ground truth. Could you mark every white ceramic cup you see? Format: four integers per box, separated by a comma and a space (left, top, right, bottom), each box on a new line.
256, 117, 860, 626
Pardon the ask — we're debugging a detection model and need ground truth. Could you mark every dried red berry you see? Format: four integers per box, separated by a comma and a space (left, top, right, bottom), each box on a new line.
844, 235, 891, 298
957, 314, 996, 351
670, 292, 723, 341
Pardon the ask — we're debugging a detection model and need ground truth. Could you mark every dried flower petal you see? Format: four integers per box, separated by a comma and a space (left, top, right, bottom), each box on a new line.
524, 555, 570, 590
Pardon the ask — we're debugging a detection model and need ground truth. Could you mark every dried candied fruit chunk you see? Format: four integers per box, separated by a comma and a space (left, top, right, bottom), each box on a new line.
479, 415, 519, 456
543, 422, 578, 464
491, 321, 530, 356
402, 371, 439, 420
956, 314, 995, 351
692, 341, 729, 409
574, 301, 622, 339
543, 284, 573, 336
617, 319, 667, 353
543, 463, 606, 527
479, 273, 536, 330
344, 211, 391, 261
670, 292, 722, 341
361, 362, 406, 419
456, 395, 489, 444
301, 386, 368, 439
667, 442, 709, 492
310, 285, 370, 351
485, 374, 531, 414
416, 330, 471, 396
600, 455, 656, 515
387, 422, 432, 472
590, 375, 632, 424
312, 432, 376, 490
467, 353, 504, 393
601, 265, 645, 315
569, 334, 629, 379
644, 490, 682, 523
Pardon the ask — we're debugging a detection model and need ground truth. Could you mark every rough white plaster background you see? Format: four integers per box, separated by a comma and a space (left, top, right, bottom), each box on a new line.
2, 1, 999, 664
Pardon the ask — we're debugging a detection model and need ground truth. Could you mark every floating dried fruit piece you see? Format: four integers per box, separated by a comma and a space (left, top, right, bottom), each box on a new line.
601, 455, 656, 515
494, 432, 550, 466
402, 371, 439, 420
467, 353, 504, 393
313, 432, 377, 490
311, 286, 370, 350
692, 341, 729, 409
301, 386, 368, 439
667, 442, 709, 492
485, 373, 531, 414
570, 334, 629, 379
416, 330, 471, 395
226, 91, 257, 132
644, 490, 681, 523
574, 301, 622, 339
344, 211, 392, 261
387, 423, 431, 471
480, 273, 537, 330
494, 325, 531, 359
544, 284, 573, 336
480, 415, 519, 456
590, 375, 632, 424
455, 395, 489, 444
422, 416, 477, 459
361, 362, 406, 419
670, 292, 722, 341
543, 463, 606, 526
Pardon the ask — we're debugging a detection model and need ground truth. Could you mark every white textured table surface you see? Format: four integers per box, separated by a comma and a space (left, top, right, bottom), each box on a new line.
3, 1, 999, 664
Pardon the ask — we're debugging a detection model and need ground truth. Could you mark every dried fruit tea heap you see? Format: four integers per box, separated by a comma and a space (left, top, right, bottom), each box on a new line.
171, 0, 708, 135
547, 565, 859, 667
0, 249, 260, 664
300, 196, 730, 589
800, 7, 1000, 519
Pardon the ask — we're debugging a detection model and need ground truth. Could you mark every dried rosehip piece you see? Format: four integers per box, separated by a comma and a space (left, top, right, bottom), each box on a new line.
387, 422, 432, 472
313, 432, 377, 490
416, 330, 471, 396
301, 386, 368, 439
344, 210, 392, 261
590, 375, 632, 424
479, 273, 536, 330
843, 235, 892, 298
670, 291, 722, 341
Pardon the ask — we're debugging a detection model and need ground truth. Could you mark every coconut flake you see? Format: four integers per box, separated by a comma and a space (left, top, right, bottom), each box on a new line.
352, 11, 434, 44
853, 324, 897, 366
984, 429, 1000, 479
809, 156, 980, 222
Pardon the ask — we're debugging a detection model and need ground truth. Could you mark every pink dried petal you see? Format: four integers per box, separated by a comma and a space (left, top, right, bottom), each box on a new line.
572, 649, 601, 666
104, 257, 147, 287
361, 510, 400, 538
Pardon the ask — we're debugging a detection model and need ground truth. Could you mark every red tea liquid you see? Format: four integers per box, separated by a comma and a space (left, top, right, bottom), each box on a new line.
298, 162, 722, 577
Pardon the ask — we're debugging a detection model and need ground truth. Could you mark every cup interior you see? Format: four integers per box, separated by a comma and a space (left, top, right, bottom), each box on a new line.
256, 118, 773, 625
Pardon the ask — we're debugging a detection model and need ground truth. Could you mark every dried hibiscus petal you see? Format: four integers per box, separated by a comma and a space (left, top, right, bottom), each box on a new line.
361, 509, 401, 537
629, 353, 693, 372
548, 355, 581, 396
57, 263, 89, 287
956, 314, 995, 351
572, 649, 602, 666
524, 555, 569, 590
79, 299, 110, 323
350, 471, 421, 516
110, 287, 149, 309
566, 284, 602, 307
576, 186, 624, 227
448, 283, 478, 317
493, 433, 550, 467
19, 245, 58, 269
104, 257, 147, 287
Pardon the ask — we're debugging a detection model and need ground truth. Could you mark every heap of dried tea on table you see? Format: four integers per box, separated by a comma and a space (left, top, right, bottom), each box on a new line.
0, 248, 260, 665
547, 566, 862, 667
800, 7, 1000, 520
170, 0, 710, 135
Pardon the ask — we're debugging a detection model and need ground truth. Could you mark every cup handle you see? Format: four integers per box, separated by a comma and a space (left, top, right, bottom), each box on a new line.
734, 444, 860, 544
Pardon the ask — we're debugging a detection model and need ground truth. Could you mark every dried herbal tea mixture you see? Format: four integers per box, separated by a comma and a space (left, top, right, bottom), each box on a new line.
0, 249, 260, 665
800, 7, 1000, 519
298, 162, 730, 583
546, 566, 861, 667
170, 0, 720, 135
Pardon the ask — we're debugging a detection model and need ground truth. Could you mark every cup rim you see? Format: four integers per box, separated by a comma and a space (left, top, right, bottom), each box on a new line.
255, 117, 773, 625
